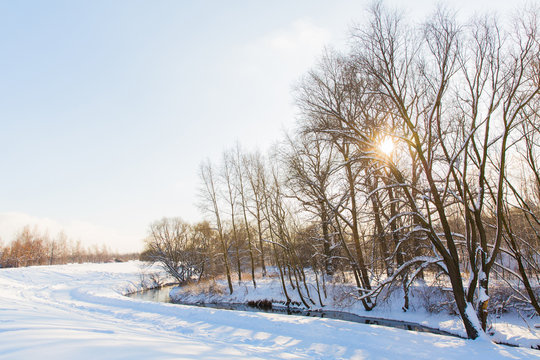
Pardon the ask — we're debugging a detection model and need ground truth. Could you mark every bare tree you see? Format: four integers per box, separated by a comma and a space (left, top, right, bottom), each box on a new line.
245, 152, 269, 276
144, 218, 205, 283
222, 150, 243, 283
341, 3, 540, 337
232, 144, 257, 288
199, 160, 234, 294
283, 133, 337, 276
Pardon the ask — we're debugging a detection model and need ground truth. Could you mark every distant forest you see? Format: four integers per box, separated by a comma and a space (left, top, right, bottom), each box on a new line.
0, 225, 138, 267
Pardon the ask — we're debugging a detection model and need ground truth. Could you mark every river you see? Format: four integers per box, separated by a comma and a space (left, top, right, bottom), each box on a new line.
126, 285, 461, 338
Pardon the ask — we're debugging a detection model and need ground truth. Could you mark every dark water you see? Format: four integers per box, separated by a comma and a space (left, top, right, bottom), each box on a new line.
127, 286, 174, 303
126, 286, 460, 338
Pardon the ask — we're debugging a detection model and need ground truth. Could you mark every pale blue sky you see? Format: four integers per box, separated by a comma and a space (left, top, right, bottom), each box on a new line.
0, 0, 522, 252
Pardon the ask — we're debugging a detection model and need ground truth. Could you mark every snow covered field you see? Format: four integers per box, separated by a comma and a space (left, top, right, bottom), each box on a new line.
0, 262, 537, 359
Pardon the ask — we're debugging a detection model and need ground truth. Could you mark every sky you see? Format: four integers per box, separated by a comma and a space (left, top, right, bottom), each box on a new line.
0, 0, 525, 253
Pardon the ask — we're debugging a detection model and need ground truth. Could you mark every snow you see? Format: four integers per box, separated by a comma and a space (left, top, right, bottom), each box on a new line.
171, 270, 540, 350
0, 262, 538, 359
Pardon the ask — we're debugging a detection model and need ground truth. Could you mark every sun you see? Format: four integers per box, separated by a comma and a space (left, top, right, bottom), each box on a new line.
379, 136, 395, 156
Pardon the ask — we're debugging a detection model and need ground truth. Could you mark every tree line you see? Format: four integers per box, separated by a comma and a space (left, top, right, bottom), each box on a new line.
143, 3, 540, 340
0, 225, 137, 267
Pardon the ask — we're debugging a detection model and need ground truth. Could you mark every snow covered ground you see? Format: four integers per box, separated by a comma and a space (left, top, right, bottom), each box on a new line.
0, 262, 538, 359
170, 272, 540, 350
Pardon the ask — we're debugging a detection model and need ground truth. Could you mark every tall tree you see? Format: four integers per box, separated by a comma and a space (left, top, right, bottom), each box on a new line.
200, 160, 234, 294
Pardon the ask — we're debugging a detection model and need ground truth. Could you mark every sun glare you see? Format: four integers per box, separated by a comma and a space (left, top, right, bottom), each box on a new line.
379, 136, 395, 156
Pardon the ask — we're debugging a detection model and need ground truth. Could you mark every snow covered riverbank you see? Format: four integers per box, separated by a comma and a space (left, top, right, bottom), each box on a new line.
170, 272, 540, 350
0, 262, 537, 359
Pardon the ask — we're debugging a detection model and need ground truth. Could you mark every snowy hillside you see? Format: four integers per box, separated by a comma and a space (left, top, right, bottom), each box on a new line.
0, 262, 537, 359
